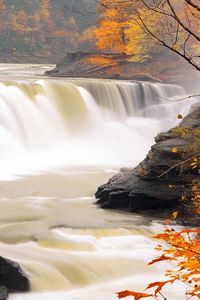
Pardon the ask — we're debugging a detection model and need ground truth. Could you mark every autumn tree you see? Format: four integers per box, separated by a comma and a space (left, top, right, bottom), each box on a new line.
95, 0, 129, 54
135, 0, 200, 72
12, 10, 40, 33
96, 0, 200, 70
94, 0, 154, 62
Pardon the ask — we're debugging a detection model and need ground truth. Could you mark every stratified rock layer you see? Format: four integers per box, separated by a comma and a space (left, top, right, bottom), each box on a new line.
95, 106, 200, 224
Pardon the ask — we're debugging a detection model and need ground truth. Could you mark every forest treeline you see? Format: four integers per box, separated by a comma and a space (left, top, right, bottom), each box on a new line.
0, 0, 96, 62
1, 0, 199, 84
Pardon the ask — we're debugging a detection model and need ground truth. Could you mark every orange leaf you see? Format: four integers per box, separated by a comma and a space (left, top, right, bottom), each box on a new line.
196, 207, 200, 214
148, 254, 172, 265
164, 219, 171, 225
146, 280, 175, 295
117, 290, 151, 300
172, 210, 178, 219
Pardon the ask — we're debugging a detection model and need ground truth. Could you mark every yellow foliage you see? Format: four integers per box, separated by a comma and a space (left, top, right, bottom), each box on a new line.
172, 210, 178, 219
95, 19, 126, 54
12, 11, 40, 33
93, 0, 200, 69
177, 114, 183, 119
171, 147, 178, 153
40, 0, 50, 20
86, 56, 116, 66
94, 1, 156, 60
172, 43, 179, 51
124, 18, 151, 61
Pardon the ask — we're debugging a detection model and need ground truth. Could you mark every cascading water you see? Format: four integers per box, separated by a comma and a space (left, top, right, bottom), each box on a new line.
0, 65, 197, 300
0, 77, 193, 179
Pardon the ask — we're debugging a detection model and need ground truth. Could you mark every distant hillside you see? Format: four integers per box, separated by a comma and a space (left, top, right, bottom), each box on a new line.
0, 0, 97, 63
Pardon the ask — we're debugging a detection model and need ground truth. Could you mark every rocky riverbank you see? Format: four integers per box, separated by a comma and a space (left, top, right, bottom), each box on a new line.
46, 52, 199, 85
95, 105, 200, 225
46, 52, 155, 80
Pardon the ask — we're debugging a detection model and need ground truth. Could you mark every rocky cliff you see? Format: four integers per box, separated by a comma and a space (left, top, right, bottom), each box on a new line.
95, 105, 200, 225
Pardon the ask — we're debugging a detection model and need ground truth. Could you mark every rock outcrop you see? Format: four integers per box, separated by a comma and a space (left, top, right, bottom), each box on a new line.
0, 256, 30, 298
46, 52, 156, 80
96, 106, 200, 225
45, 51, 199, 85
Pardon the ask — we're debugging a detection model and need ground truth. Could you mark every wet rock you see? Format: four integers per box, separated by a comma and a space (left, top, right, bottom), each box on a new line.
0, 286, 8, 300
95, 106, 200, 225
0, 256, 30, 293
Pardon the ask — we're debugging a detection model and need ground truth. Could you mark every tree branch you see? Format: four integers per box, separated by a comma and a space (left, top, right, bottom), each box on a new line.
136, 10, 200, 72
152, 91, 200, 102
185, 0, 200, 12
167, 0, 200, 42
157, 153, 200, 179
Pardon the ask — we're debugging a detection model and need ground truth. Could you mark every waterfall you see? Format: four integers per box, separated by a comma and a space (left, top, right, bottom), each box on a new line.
0, 67, 195, 300
0, 78, 195, 179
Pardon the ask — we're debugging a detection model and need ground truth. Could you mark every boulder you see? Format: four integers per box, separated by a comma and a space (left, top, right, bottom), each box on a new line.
0, 256, 30, 293
96, 106, 200, 225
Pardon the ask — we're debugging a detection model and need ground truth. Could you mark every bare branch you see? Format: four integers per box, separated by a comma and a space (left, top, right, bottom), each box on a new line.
167, 0, 200, 42
152, 91, 200, 102
183, 33, 190, 56
136, 10, 200, 72
185, 0, 200, 12
157, 153, 200, 179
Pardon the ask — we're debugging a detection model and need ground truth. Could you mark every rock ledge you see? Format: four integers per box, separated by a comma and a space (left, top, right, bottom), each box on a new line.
95, 106, 200, 225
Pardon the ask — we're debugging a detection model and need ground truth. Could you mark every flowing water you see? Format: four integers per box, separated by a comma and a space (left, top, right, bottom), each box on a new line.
0, 64, 196, 300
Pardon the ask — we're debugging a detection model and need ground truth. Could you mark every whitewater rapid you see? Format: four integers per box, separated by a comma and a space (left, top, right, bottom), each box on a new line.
0, 64, 196, 300
0, 75, 193, 179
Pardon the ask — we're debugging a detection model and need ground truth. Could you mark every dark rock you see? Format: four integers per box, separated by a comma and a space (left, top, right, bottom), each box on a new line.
179, 201, 200, 226
0, 286, 8, 300
95, 106, 200, 225
0, 256, 30, 293
45, 52, 162, 82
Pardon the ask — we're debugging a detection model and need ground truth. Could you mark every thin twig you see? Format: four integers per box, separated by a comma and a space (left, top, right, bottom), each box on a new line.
157, 153, 200, 179
152, 90, 200, 102
159, 292, 168, 300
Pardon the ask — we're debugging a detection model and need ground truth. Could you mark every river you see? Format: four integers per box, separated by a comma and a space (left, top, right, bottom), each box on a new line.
0, 64, 194, 300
